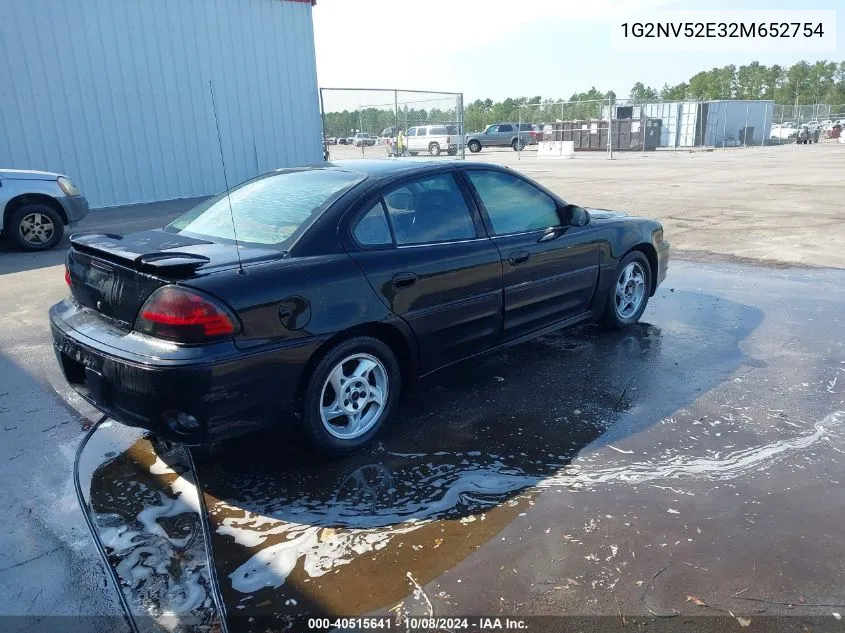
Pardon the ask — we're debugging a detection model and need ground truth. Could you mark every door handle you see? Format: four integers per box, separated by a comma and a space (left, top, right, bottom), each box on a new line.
508, 251, 530, 266
392, 272, 418, 289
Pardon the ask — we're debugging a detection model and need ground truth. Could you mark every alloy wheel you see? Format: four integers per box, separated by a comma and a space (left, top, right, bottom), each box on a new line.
319, 353, 389, 440
19, 212, 55, 245
615, 262, 646, 320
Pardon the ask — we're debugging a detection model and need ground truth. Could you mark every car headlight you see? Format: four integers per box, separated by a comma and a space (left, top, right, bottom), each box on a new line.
57, 176, 80, 196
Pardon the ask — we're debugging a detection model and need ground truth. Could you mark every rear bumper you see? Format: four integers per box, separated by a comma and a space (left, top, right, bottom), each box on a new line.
57, 195, 89, 224
50, 301, 323, 444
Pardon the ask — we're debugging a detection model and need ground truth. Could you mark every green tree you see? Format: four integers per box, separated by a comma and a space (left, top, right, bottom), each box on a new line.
630, 82, 659, 101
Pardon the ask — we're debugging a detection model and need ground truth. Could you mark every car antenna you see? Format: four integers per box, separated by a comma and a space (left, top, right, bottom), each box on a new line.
209, 80, 245, 275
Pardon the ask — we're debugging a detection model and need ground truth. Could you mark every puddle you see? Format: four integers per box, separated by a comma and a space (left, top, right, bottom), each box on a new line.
78, 426, 223, 632
72, 281, 845, 630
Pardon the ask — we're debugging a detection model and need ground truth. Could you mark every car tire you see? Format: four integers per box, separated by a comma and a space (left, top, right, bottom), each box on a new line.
429, 142, 441, 156
599, 251, 652, 330
512, 139, 525, 151
301, 336, 402, 456
8, 203, 64, 251
468, 140, 481, 153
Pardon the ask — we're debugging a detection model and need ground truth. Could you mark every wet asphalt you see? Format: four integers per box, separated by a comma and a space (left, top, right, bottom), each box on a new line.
70, 260, 845, 632
2, 219, 845, 631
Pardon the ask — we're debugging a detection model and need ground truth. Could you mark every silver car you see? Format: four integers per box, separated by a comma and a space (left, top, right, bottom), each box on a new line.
1, 169, 89, 251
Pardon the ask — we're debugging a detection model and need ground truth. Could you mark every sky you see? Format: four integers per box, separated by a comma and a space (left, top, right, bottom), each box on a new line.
312, 0, 842, 106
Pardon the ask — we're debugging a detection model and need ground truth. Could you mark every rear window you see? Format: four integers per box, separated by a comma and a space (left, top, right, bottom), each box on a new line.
166, 169, 365, 246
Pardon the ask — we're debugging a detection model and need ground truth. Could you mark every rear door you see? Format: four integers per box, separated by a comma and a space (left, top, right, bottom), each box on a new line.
461, 168, 599, 342
345, 170, 503, 373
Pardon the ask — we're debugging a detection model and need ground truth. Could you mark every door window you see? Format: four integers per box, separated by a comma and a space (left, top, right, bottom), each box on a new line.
417, 128, 428, 137
353, 201, 393, 246
383, 174, 476, 245
465, 170, 561, 235
498, 124, 514, 133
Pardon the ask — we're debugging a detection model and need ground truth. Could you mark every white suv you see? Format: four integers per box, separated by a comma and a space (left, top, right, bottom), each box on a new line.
405, 125, 460, 156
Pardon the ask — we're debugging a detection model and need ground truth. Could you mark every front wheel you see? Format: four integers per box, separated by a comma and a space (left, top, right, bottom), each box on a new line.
8, 203, 64, 251
468, 140, 481, 153
301, 337, 401, 455
600, 251, 651, 329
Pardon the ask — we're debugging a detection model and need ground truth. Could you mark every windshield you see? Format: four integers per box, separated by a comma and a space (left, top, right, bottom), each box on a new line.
165, 169, 365, 246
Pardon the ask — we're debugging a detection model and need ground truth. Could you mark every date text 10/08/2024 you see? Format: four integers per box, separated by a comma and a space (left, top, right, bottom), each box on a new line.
621, 22, 825, 39
307, 617, 528, 630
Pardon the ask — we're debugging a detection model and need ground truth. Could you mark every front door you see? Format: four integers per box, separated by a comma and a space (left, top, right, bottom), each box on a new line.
347, 170, 503, 373
494, 123, 514, 146
462, 168, 599, 342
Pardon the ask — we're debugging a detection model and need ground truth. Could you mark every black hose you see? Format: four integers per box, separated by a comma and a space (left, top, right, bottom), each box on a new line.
72, 414, 141, 633
186, 447, 230, 633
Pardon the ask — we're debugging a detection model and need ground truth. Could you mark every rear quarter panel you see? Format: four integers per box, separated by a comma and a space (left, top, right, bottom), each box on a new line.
187, 254, 402, 351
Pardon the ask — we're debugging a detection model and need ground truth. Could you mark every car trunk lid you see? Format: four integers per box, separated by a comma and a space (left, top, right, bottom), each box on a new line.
66, 230, 284, 327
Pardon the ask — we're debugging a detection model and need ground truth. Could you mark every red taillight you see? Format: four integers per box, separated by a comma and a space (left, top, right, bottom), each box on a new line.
64, 267, 71, 286
135, 285, 239, 343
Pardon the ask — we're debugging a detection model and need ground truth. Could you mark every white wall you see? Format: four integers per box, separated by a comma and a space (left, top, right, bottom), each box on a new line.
0, 0, 323, 208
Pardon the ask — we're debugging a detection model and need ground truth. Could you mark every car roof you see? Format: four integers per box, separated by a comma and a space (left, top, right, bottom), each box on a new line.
327, 159, 506, 178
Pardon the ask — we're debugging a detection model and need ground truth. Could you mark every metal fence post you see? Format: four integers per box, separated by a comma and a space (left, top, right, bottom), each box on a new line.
641, 101, 646, 154
517, 105, 522, 160
607, 97, 613, 159
761, 102, 767, 147
459, 92, 465, 160
319, 87, 328, 162
743, 104, 749, 147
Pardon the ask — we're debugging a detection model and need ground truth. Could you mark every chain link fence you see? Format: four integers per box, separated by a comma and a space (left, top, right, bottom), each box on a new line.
320, 89, 464, 161
772, 103, 833, 126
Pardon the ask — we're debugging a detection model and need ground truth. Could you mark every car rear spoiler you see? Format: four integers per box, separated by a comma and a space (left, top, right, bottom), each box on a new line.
69, 233, 211, 274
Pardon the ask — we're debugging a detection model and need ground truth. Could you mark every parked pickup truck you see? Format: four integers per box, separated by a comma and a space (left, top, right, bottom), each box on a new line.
465, 123, 535, 153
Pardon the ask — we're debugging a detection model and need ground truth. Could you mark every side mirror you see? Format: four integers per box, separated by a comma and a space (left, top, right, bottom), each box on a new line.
564, 204, 590, 227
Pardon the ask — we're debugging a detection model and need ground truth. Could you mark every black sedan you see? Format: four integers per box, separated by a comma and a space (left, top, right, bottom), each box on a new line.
51, 160, 669, 455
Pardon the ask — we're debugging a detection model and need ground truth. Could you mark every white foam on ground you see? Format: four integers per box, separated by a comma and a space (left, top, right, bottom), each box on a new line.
223, 411, 843, 594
